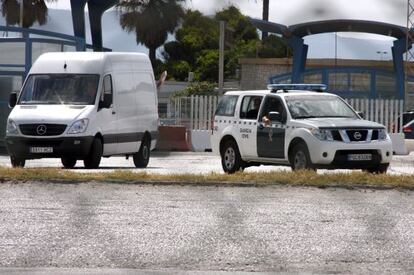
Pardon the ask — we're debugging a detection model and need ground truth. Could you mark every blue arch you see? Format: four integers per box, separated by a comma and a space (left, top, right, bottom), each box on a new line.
251, 19, 414, 99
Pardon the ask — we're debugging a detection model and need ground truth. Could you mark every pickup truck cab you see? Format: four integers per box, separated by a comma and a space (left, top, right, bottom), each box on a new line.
211, 84, 393, 174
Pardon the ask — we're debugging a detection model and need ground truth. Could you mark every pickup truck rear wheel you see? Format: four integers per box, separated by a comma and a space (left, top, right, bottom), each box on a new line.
133, 137, 150, 168
61, 157, 77, 169
83, 138, 102, 169
289, 143, 315, 171
10, 156, 25, 168
221, 140, 243, 174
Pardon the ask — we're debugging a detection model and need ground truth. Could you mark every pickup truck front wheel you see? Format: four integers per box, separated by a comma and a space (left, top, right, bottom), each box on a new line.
289, 143, 315, 171
221, 140, 243, 174
364, 163, 389, 174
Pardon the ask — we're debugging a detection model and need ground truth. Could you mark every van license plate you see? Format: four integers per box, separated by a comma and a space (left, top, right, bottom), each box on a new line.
347, 154, 372, 161
30, 147, 53, 153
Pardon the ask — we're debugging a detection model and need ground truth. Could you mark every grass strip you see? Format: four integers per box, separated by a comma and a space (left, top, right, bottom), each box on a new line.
0, 166, 413, 190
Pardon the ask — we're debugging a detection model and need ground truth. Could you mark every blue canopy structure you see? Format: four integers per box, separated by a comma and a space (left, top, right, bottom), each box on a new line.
251, 19, 414, 99
70, 0, 118, 51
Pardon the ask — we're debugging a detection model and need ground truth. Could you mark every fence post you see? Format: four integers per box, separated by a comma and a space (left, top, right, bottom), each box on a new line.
190, 96, 194, 130
207, 96, 212, 130
390, 99, 394, 133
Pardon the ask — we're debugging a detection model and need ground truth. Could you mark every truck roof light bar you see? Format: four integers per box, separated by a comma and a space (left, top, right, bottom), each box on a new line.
267, 84, 327, 93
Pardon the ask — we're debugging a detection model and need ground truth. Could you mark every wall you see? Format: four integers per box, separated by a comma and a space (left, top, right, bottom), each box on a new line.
239, 58, 398, 90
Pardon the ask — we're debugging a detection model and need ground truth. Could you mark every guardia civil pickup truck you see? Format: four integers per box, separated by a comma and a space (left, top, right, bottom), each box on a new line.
210, 84, 393, 174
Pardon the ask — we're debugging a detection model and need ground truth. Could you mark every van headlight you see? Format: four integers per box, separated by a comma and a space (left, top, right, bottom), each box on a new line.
310, 128, 333, 141
68, 118, 89, 134
6, 119, 18, 135
378, 129, 388, 140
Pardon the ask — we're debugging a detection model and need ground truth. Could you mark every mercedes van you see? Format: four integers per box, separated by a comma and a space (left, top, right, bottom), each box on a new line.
5, 52, 159, 169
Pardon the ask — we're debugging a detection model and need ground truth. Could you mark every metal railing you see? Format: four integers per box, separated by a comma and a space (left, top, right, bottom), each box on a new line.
168, 96, 405, 133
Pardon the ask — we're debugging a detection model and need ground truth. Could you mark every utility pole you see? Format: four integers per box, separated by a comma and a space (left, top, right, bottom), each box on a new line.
219, 21, 225, 93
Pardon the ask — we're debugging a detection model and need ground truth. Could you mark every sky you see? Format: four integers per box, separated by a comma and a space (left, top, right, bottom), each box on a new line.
47, 0, 408, 27
43, 0, 410, 60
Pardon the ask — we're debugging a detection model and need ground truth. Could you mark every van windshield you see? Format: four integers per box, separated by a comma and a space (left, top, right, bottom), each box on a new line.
18, 74, 100, 105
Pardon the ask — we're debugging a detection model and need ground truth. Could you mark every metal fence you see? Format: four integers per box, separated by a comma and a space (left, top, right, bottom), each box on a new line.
168, 96, 405, 133
168, 96, 220, 130
345, 98, 404, 133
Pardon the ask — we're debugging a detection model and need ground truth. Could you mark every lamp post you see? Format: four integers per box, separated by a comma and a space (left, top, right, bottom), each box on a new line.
376, 51, 387, 61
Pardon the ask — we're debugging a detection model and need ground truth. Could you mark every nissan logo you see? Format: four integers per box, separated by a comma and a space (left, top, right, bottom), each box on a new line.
36, 125, 47, 135
354, 131, 362, 140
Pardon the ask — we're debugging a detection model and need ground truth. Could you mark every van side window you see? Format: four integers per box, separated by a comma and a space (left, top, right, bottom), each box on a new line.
103, 75, 113, 95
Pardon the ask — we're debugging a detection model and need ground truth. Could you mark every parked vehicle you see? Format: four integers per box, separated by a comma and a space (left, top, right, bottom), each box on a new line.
6, 52, 158, 169
211, 84, 393, 174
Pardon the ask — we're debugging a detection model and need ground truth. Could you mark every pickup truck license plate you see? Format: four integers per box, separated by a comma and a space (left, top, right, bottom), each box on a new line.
347, 153, 372, 161
30, 147, 53, 153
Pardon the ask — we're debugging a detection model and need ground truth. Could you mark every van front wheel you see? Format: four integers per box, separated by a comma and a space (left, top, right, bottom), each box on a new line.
61, 157, 77, 169
84, 138, 102, 169
133, 137, 150, 168
10, 156, 25, 168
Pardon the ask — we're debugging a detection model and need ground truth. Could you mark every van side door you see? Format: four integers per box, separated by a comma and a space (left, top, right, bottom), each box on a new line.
99, 74, 118, 156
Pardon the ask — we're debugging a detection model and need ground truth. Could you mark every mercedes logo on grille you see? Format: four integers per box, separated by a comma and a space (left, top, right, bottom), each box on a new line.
36, 125, 47, 135
354, 131, 362, 140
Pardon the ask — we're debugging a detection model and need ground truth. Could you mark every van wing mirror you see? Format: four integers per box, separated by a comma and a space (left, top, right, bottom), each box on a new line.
99, 93, 112, 109
268, 111, 281, 122
9, 92, 17, 108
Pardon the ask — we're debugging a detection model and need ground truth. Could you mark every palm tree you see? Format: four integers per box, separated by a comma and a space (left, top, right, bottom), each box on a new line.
117, 0, 185, 66
262, 0, 269, 40
1, 0, 56, 28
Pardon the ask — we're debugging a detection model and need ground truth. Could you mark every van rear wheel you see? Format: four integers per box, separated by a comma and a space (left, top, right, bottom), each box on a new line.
84, 138, 102, 169
10, 156, 25, 168
61, 157, 77, 169
133, 137, 150, 168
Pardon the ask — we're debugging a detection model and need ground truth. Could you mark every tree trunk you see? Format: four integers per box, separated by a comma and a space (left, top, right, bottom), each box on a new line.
149, 47, 156, 67
262, 0, 269, 40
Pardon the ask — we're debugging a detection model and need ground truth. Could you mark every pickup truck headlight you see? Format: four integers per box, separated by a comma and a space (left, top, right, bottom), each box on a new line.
68, 118, 89, 134
311, 128, 334, 141
378, 129, 388, 140
6, 119, 18, 135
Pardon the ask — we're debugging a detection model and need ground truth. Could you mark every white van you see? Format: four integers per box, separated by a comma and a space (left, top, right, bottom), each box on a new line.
5, 52, 159, 169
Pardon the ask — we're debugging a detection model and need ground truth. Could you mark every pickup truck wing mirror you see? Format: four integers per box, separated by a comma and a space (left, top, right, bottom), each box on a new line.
268, 111, 281, 122
9, 92, 17, 108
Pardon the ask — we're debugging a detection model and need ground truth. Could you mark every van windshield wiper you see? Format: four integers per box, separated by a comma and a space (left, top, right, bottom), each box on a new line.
20, 100, 63, 105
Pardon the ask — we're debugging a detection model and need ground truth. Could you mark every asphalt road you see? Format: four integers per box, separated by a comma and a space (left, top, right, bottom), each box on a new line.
0, 182, 413, 273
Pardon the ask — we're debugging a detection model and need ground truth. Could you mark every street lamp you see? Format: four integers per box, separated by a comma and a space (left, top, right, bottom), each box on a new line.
376, 51, 387, 61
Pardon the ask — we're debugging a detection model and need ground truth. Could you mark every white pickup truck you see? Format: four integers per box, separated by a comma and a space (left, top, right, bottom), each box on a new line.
211, 84, 393, 174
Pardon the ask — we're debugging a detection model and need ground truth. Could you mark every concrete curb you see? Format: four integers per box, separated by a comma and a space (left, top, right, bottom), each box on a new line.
3, 179, 413, 191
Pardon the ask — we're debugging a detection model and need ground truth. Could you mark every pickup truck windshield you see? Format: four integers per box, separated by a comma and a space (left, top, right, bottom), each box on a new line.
285, 95, 358, 119
18, 74, 100, 105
